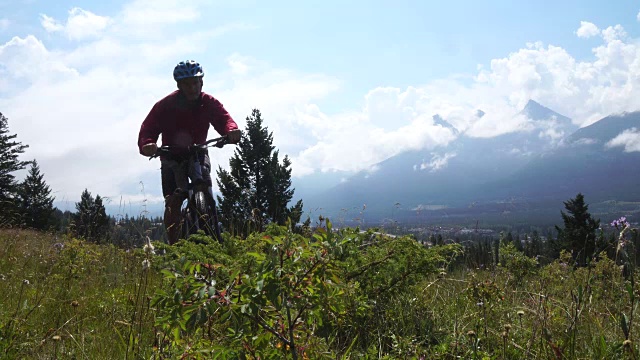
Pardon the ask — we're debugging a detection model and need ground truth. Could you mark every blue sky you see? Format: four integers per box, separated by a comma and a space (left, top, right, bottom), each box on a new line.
5, 0, 638, 107
1, 0, 640, 214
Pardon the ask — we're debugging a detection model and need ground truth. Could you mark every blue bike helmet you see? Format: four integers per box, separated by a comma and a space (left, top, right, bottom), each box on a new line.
173, 60, 204, 81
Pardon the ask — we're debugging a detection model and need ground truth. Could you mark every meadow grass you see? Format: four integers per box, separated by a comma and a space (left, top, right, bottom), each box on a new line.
0, 226, 637, 359
0, 228, 160, 359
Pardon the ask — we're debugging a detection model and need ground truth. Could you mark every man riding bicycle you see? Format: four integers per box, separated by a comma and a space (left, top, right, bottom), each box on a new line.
137, 60, 241, 244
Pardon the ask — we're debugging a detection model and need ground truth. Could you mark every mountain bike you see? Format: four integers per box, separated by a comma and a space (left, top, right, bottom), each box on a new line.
149, 135, 230, 243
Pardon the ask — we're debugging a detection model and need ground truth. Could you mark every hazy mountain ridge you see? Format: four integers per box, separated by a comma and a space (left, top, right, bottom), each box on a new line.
301, 101, 640, 225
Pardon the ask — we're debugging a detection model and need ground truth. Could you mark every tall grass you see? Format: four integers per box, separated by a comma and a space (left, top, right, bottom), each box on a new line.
0, 224, 638, 359
0, 228, 160, 359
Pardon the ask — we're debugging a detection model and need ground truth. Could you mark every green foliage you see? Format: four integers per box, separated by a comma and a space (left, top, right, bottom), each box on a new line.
216, 109, 302, 237
0, 229, 159, 359
148, 222, 464, 358
555, 193, 601, 266
3, 214, 640, 359
15, 160, 55, 230
498, 240, 539, 283
72, 188, 109, 243
0, 113, 30, 226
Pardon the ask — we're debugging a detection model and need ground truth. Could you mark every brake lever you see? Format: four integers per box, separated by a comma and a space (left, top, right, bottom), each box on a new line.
149, 147, 170, 160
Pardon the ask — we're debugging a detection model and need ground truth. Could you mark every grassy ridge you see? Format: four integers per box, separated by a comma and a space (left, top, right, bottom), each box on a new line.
0, 226, 637, 359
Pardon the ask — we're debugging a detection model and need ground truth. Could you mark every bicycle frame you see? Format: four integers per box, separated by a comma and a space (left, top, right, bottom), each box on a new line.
149, 136, 229, 243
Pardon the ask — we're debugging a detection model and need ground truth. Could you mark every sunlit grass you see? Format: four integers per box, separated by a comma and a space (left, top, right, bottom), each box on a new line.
0, 225, 638, 359
0, 228, 161, 359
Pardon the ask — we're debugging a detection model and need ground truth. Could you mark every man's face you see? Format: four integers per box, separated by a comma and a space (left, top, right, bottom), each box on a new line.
177, 77, 203, 101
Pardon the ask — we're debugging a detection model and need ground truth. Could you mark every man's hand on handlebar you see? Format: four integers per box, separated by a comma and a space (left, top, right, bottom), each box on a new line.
141, 143, 158, 157
226, 129, 242, 144
144, 131, 240, 159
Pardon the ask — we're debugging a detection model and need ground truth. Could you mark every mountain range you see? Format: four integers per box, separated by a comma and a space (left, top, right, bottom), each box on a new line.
299, 100, 640, 227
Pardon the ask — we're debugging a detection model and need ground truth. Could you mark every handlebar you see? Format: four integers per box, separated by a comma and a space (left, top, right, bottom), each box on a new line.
148, 135, 230, 160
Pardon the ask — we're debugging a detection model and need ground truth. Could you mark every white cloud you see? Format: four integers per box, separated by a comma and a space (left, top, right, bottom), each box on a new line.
637, 10, 640, 22
0, 18, 9, 31
40, 14, 63, 32
576, 21, 600, 38
418, 152, 457, 172
538, 123, 565, 142
573, 138, 599, 146
3, 4, 640, 210
363, 165, 380, 179
116, 0, 252, 40
601, 25, 627, 43
473, 34, 640, 127
0, 3, 260, 207
65, 8, 111, 40
121, 0, 199, 27
0, 35, 78, 83
606, 128, 640, 152
40, 8, 111, 40
227, 53, 251, 75
288, 20, 640, 176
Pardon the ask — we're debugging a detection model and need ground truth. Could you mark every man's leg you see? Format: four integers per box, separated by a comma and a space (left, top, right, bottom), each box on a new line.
161, 159, 189, 245
164, 192, 185, 245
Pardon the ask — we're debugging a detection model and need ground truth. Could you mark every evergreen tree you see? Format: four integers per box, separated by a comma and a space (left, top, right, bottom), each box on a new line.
554, 193, 600, 266
513, 233, 524, 252
266, 152, 303, 224
16, 159, 55, 230
493, 238, 500, 266
528, 230, 542, 257
288, 198, 304, 225
505, 231, 514, 245
216, 109, 303, 236
73, 189, 109, 242
51, 208, 74, 234
0, 112, 30, 225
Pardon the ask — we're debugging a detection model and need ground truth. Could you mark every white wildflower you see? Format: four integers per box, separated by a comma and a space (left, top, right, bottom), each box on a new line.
143, 236, 155, 255
142, 259, 151, 270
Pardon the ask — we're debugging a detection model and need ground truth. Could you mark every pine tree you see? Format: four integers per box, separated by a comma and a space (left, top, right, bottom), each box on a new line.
513, 233, 524, 252
73, 189, 109, 242
267, 152, 304, 224
216, 109, 303, 236
505, 231, 514, 245
16, 159, 55, 230
51, 208, 73, 234
0, 112, 30, 225
528, 230, 542, 257
555, 193, 600, 266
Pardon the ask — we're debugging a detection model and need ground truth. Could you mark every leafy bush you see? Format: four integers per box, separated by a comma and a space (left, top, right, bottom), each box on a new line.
498, 242, 539, 284
149, 221, 463, 358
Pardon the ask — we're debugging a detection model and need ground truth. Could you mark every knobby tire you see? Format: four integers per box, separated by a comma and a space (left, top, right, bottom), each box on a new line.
193, 191, 222, 243
180, 203, 194, 240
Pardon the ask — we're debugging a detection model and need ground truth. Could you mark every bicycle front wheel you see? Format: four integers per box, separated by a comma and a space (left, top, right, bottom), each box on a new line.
193, 191, 222, 243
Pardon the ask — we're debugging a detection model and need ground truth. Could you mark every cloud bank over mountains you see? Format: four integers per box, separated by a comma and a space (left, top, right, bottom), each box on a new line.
1, 1, 640, 208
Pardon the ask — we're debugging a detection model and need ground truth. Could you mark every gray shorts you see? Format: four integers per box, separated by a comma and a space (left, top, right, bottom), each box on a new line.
160, 153, 212, 198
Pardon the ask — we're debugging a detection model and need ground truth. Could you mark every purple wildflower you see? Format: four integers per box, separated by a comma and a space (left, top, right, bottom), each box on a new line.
611, 216, 630, 229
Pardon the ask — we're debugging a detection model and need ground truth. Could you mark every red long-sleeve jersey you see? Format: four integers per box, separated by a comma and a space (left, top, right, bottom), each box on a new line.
137, 91, 238, 156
